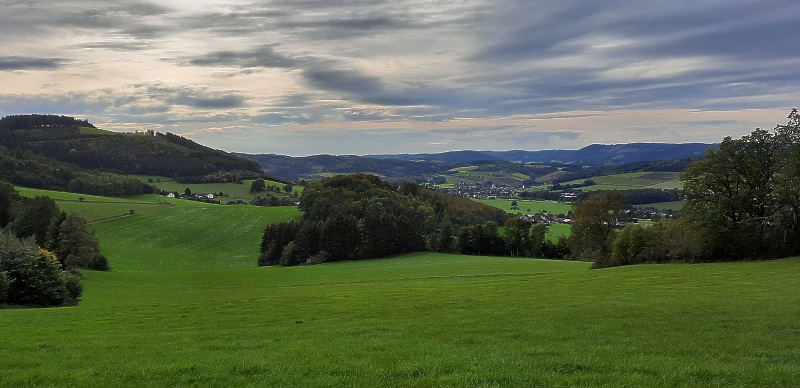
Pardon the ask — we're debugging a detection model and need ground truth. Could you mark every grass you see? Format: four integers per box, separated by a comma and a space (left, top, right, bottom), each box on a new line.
15, 187, 175, 222
563, 171, 683, 191
124, 176, 301, 204
3, 188, 800, 386
639, 200, 687, 212
474, 199, 572, 215
546, 223, 572, 241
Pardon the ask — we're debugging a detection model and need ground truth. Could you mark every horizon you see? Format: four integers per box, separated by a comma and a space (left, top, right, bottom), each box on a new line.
2, 1, 798, 155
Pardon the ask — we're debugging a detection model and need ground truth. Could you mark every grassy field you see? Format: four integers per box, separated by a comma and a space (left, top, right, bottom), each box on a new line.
563, 171, 683, 191
474, 199, 572, 215
3, 189, 800, 386
127, 176, 301, 204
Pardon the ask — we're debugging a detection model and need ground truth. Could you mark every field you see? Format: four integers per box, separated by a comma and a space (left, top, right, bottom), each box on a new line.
474, 199, 573, 240
563, 171, 683, 191
474, 199, 572, 215
2, 189, 800, 386
446, 166, 529, 186
128, 176, 301, 204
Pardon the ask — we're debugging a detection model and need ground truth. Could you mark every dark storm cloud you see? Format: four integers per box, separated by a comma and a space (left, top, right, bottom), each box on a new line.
0, 56, 67, 71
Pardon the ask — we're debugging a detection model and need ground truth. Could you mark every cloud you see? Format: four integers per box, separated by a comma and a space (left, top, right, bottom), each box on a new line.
1, 0, 800, 155
0, 56, 67, 71
185, 45, 304, 69
140, 83, 247, 109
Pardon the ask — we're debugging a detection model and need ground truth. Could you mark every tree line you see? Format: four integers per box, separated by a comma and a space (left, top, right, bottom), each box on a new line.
0, 145, 154, 196
571, 109, 800, 268
0, 114, 93, 130
1, 180, 109, 307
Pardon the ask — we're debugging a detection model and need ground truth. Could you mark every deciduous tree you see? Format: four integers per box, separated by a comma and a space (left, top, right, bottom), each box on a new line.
569, 191, 627, 266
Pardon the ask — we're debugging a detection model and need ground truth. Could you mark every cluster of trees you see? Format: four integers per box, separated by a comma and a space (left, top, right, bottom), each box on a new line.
259, 174, 575, 266
0, 180, 111, 307
260, 174, 510, 266
251, 195, 295, 207
572, 109, 800, 268
681, 109, 800, 259
249, 179, 296, 206
249, 178, 294, 194
1, 182, 109, 271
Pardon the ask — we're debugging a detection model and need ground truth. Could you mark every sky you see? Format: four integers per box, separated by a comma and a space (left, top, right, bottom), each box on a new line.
2, 0, 799, 156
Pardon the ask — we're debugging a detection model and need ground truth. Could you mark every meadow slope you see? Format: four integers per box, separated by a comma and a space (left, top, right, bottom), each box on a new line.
1, 190, 799, 386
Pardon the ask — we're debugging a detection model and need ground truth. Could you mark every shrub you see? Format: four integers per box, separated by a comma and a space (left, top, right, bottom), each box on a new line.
0, 232, 82, 307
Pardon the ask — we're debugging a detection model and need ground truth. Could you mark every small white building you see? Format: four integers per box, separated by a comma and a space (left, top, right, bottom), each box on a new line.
166, 193, 175, 198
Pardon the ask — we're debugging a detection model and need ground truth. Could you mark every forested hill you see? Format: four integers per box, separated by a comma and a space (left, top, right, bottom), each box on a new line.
236, 153, 440, 181
369, 143, 716, 166
0, 114, 264, 183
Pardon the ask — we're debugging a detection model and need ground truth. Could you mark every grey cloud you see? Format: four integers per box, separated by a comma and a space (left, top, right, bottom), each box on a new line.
186, 45, 304, 69
179, 7, 288, 35
300, 66, 445, 107
142, 84, 247, 109
277, 13, 418, 39
0, 56, 67, 71
78, 41, 151, 51
2, 1, 175, 40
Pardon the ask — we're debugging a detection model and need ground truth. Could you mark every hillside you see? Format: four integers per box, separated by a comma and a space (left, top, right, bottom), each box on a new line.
0, 114, 265, 183
236, 153, 439, 182
2, 188, 799, 385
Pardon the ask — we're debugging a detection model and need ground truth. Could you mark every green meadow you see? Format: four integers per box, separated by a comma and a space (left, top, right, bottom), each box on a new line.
126, 176, 301, 204
563, 171, 683, 191
474, 199, 572, 215
2, 189, 800, 386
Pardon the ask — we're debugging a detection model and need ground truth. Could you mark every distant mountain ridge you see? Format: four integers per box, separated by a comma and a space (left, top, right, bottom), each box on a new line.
367, 143, 716, 166
239, 143, 716, 182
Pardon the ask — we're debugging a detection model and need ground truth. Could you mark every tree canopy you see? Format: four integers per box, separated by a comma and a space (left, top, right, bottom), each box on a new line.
260, 174, 510, 266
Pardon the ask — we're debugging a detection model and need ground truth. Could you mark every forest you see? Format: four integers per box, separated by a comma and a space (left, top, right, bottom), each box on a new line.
0, 114, 266, 185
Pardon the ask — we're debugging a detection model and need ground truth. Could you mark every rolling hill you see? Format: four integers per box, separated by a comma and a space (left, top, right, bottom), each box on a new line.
0, 114, 265, 183
2, 187, 798, 386
369, 143, 715, 166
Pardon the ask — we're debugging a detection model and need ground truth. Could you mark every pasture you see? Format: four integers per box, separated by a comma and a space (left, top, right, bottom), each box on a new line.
128, 176, 300, 204
474, 199, 572, 215
2, 189, 799, 386
563, 171, 683, 191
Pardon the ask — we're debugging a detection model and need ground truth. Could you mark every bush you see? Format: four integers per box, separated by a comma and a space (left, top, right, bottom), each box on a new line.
0, 232, 82, 307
